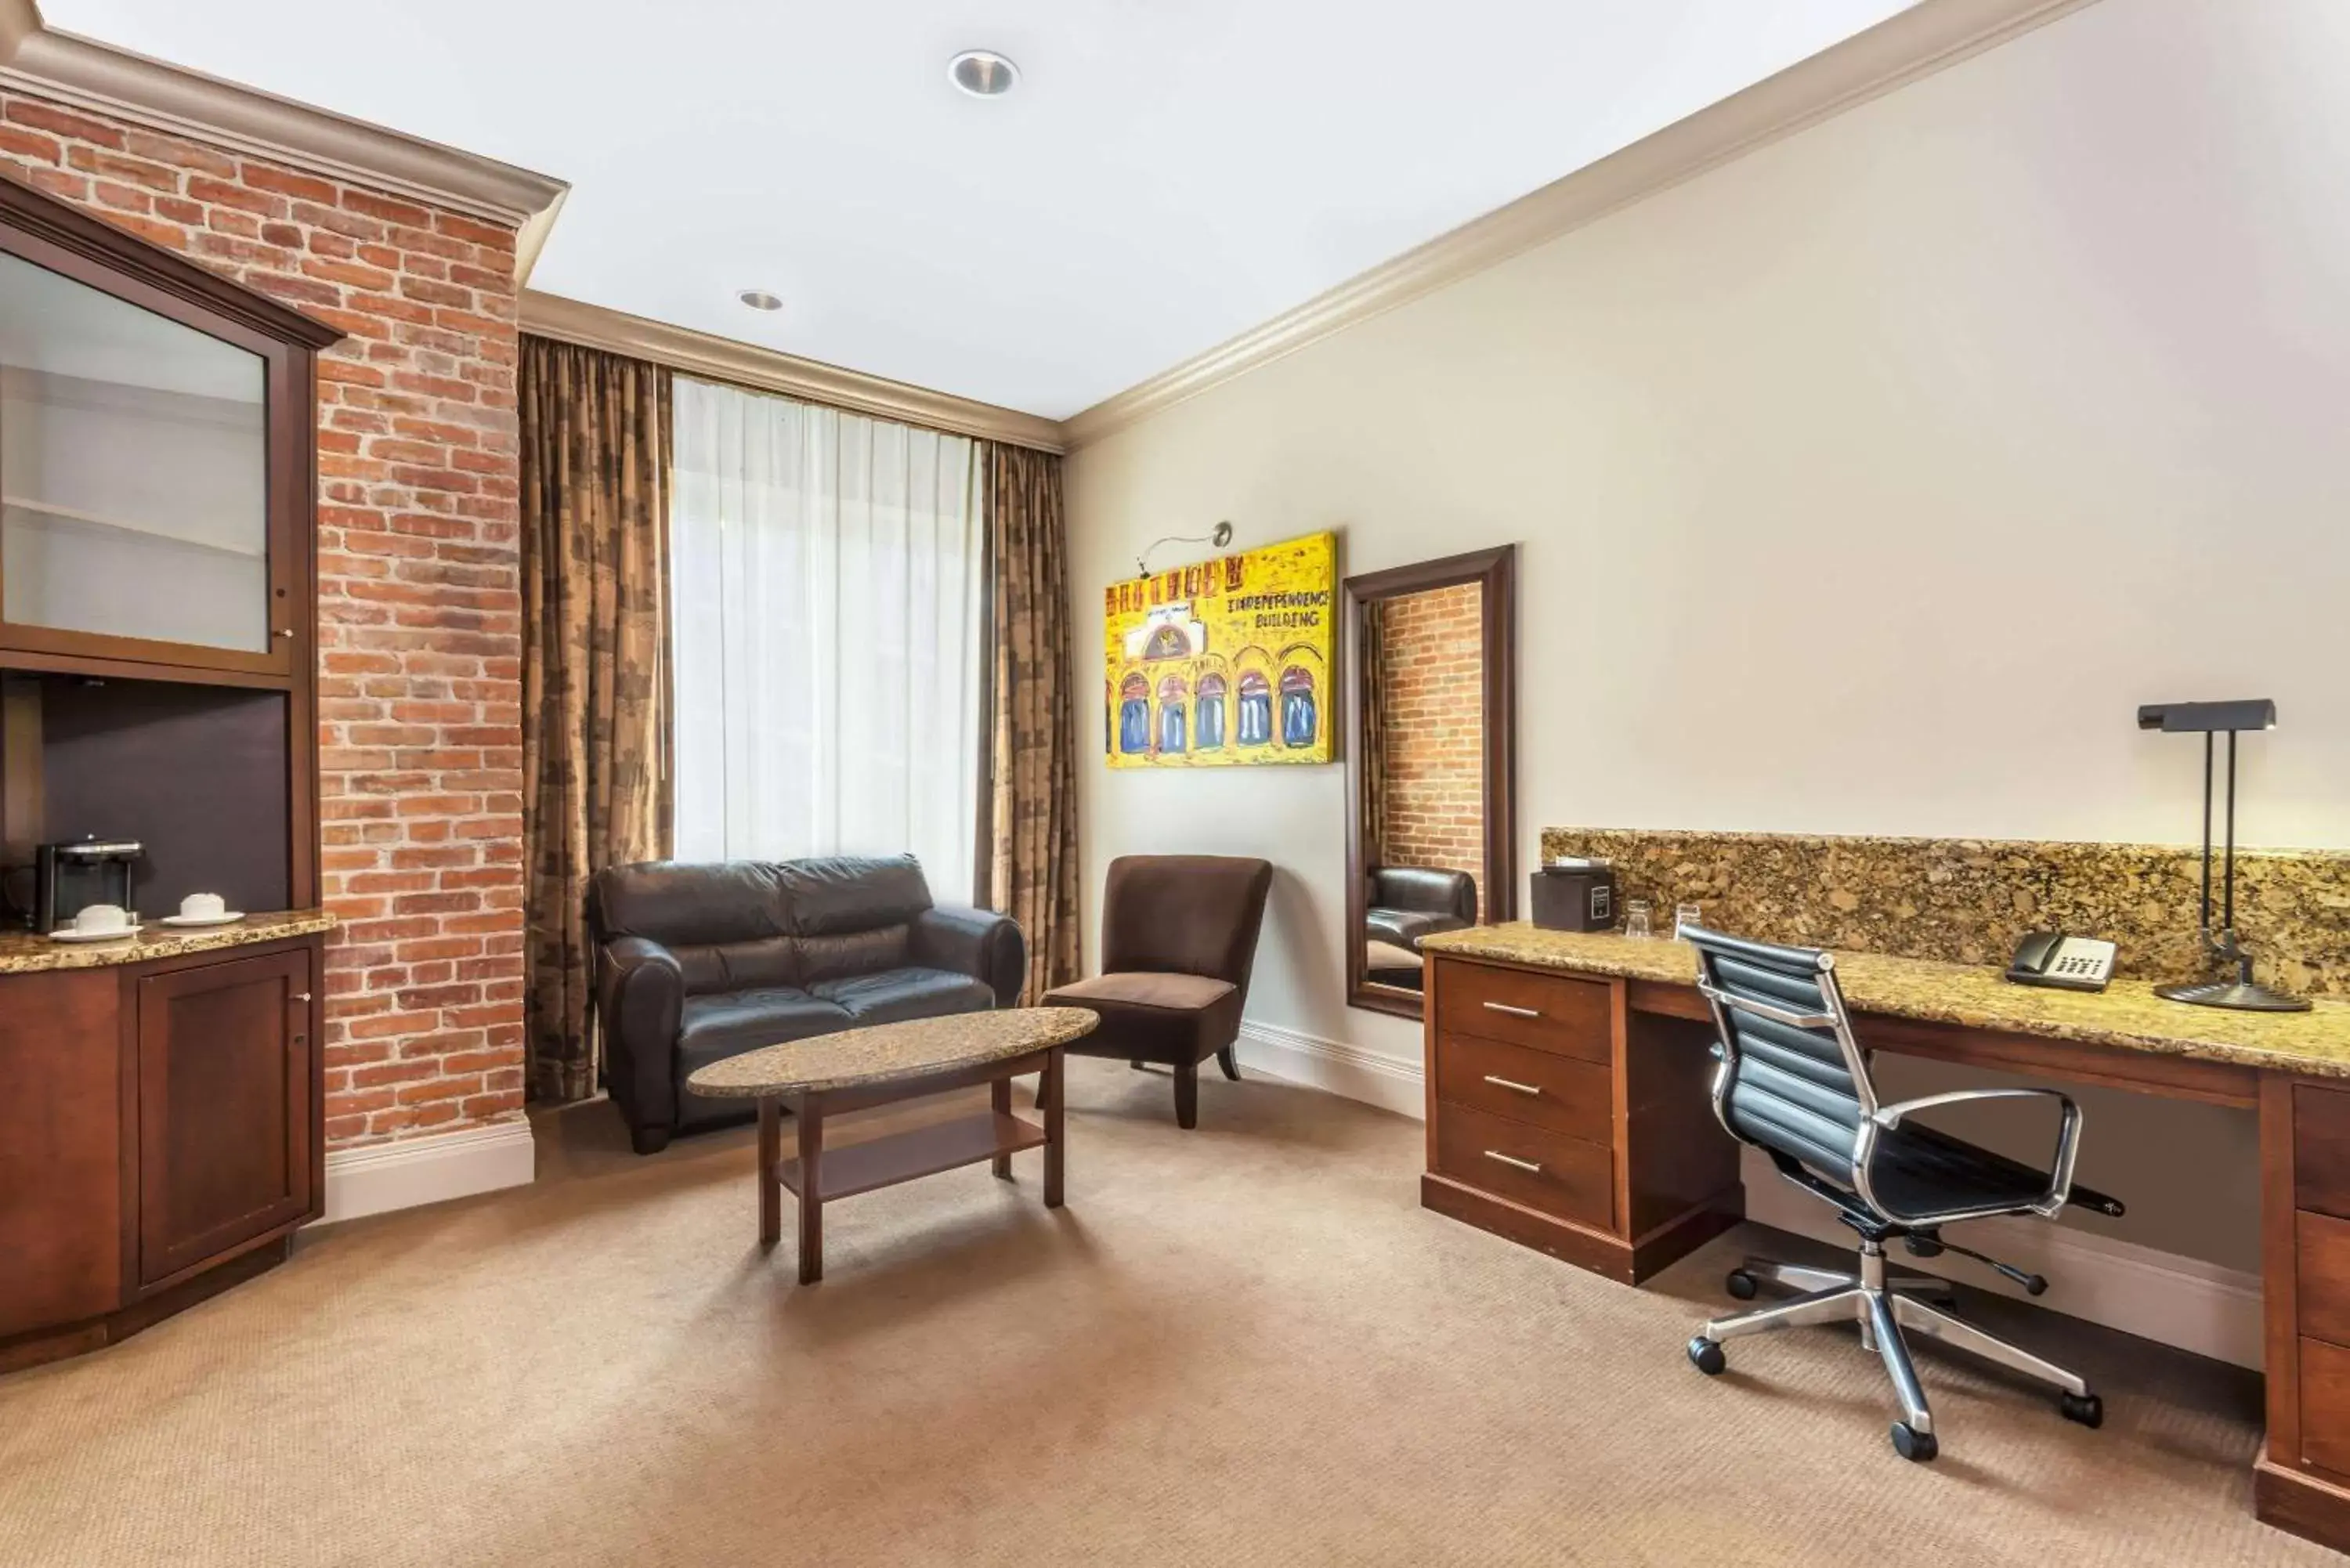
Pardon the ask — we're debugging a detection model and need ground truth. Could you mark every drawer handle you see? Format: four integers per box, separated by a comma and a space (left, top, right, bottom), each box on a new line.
1482, 1075, 1543, 1097
1481, 1001, 1542, 1020
1484, 1150, 1544, 1175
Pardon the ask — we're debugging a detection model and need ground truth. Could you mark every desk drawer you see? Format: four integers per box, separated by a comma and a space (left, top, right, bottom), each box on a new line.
1434, 961, 1611, 1064
2298, 1085, 2350, 1222
2300, 1210, 2350, 1348
1432, 1101, 1613, 1232
1435, 1032, 1613, 1146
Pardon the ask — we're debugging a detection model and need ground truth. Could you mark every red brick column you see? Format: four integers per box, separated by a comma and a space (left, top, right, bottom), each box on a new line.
3, 94, 527, 1149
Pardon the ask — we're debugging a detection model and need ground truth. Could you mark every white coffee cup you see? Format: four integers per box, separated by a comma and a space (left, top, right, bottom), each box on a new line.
71, 903, 131, 934
180, 891, 228, 921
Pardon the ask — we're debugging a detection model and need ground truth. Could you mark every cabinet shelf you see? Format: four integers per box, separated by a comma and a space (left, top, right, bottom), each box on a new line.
2, 495, 264, 560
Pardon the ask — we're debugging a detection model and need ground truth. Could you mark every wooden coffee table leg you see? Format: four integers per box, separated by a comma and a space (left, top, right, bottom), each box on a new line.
797, 1090, 825, 1284
1043, 1047, 1065, 1209
757, 1097, 781, 1248
990, 1076, 1014, 1180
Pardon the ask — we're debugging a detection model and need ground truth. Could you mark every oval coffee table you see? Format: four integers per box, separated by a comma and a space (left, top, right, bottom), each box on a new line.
685, 1006, 1098, 1283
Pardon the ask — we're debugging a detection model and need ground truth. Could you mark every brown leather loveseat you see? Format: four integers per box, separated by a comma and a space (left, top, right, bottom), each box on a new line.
587, 854, 1025, 1153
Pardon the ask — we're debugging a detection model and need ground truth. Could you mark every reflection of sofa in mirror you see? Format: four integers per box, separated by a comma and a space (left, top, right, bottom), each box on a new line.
1365, 865, 1478, 952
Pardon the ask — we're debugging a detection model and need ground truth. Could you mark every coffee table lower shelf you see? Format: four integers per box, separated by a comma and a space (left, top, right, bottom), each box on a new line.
753, 1042, 1068, 1284
779, 1111, 1049, 1201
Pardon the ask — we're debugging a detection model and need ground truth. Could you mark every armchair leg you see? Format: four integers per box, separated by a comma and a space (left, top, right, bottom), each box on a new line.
1175, 1060, 1199, 1129
631, 1125, 671, 1156
1217, 1046, 1241, 1081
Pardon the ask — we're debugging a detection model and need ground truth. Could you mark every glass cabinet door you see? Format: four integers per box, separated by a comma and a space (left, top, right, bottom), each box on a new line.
0, 247, 275, 660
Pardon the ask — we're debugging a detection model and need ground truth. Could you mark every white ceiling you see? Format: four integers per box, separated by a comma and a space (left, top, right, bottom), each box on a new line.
45, 1, 1917, 419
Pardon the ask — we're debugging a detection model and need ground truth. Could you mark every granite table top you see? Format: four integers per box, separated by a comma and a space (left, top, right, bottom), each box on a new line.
1422, 923, 2350, 1082
685, 1006, 1101, 1099
0, 909, 336, 974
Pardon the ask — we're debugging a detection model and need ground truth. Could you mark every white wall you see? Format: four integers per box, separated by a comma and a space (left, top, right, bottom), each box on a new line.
1065, 0, 2350, 1273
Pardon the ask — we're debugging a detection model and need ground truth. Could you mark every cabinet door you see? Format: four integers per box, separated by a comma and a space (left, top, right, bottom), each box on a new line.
136, 948, 314, 1288
0, 226, 302, 677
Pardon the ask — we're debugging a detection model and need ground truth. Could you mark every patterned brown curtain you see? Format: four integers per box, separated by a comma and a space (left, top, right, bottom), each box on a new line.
519, 336, 673, 1103
982, 443, 1080, 1003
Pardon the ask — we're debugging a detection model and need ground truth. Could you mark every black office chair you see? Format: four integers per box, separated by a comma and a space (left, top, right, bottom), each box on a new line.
1679, 925, 2127, 1462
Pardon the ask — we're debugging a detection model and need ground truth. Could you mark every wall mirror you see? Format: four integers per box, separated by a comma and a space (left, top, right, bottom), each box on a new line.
1343, 544, 1517, 1019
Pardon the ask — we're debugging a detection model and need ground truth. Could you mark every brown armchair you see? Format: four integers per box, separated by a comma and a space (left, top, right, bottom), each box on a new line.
1043, 854, 1274, 1128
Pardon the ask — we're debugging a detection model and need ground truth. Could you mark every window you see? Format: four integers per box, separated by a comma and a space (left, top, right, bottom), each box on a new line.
1118, 671, 1151, 754
669, 378, 983, 901
1195, 672, 1227, 750
1236, 670, 1271, 746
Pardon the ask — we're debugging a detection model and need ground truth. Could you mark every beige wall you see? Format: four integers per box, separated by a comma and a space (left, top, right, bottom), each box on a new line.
1065, 0, 2350, 1270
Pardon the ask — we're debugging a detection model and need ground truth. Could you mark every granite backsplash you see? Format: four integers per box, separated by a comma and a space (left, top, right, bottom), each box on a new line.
1538, 828, 2350, 999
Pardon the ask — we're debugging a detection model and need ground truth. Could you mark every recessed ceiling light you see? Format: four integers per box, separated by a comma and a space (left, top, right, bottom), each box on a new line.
737, 290, 783, 312
949, 50, 1018, 98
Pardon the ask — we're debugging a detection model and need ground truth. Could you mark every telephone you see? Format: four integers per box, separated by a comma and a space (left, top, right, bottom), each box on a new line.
2005, 931, 2117, 992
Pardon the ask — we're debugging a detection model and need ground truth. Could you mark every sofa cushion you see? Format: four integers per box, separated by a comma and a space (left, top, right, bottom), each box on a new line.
1043, 970, 1243, 1066
776, 854, 934, 935
590, 861, 797, 995
674, 987, 854, 1079
800, 924, 912, 984
809, 966, 996, 1024
1367, 908, 1471, 952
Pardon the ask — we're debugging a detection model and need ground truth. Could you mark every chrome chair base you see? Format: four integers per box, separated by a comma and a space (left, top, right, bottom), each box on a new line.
1687, 1241, 2102, 1461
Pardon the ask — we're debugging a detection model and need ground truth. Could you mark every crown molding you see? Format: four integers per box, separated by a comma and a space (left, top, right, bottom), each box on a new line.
0, 3, 567, 284
521, 289, 1068, 454
1061, 0, 2104, 450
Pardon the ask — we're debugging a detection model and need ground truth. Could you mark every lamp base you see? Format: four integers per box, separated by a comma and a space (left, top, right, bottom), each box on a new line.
2156, 977, 2313, 1013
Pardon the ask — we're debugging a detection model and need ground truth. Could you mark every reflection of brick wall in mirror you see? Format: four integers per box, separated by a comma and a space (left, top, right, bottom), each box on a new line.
1374, 583, 1484, 909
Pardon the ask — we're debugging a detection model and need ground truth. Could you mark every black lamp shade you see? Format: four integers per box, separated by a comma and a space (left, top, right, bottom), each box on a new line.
2138, 699, 2277, 733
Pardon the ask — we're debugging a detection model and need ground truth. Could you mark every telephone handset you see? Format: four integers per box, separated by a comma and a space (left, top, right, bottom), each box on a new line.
2005, 931, 2117, 992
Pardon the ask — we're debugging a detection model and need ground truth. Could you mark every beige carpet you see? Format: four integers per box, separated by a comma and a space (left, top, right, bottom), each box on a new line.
0, 1060, 2326, 1567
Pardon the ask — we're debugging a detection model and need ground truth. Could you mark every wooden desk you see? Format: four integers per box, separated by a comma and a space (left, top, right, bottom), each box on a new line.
1419, 924, 2350, 1555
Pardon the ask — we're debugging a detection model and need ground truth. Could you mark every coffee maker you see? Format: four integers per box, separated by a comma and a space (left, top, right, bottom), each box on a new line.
34, 836, 143, 934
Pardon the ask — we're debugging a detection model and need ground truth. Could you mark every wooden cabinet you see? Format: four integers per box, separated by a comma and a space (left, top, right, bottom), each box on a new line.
0, 935, 324, 1374
0, 168, 337, 683
136, 948, 316, 1288
1422, 952, 1741, 1283
2261, 1078, 2350, 1526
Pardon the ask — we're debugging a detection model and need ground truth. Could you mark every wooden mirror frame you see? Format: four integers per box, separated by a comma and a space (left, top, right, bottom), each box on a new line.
1343, 544, 1517, 1020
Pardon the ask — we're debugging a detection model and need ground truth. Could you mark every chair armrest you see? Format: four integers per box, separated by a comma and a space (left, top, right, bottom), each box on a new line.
910, 905, 1028, 1007
1869, 1087, 2070, 1130
599, 936, 685, 1133
1855, 1088, 2084, 1225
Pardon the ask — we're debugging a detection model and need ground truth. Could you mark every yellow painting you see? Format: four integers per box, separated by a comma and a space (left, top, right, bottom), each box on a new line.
1103, 531, 1336, 768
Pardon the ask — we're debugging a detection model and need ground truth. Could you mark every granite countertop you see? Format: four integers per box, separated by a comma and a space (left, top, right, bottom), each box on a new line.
685, 1006, 1101, 1099
0, 909, 337, 974
1423, 923, 2350, 1080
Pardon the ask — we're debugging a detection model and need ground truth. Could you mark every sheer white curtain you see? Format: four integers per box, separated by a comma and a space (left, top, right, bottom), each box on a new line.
670, 376, 983, 901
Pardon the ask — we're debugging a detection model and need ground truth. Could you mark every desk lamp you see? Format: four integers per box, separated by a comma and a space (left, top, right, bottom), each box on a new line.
2138, 699, 2311, 1012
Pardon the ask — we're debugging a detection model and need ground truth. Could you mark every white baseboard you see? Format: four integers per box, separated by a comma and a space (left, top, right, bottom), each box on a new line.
1740, 1147, 2264, 1369
316, 1118, 537, 1225
1233, 1019, 2261, 1367
1236, 1018, 1426, 1119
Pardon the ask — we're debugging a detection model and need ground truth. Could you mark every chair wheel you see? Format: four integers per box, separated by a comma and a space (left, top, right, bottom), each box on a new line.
1687, 1336, 1726, 1375
1724, 1269, 1758, 1301
2060, 1392, 2103, 1428
1891, 1422, 1938, 1462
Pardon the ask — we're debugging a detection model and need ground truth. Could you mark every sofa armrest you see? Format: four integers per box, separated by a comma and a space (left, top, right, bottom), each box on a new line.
598, 935, 685, 1136
911, 905, 1028, 1007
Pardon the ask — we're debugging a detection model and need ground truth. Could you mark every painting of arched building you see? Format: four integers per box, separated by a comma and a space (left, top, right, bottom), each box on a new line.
1101, 531, 1335, 768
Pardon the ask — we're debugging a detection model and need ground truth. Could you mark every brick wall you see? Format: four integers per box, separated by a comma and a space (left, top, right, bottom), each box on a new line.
1374, 583, 1484, 909
2, 92, 527, 1149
